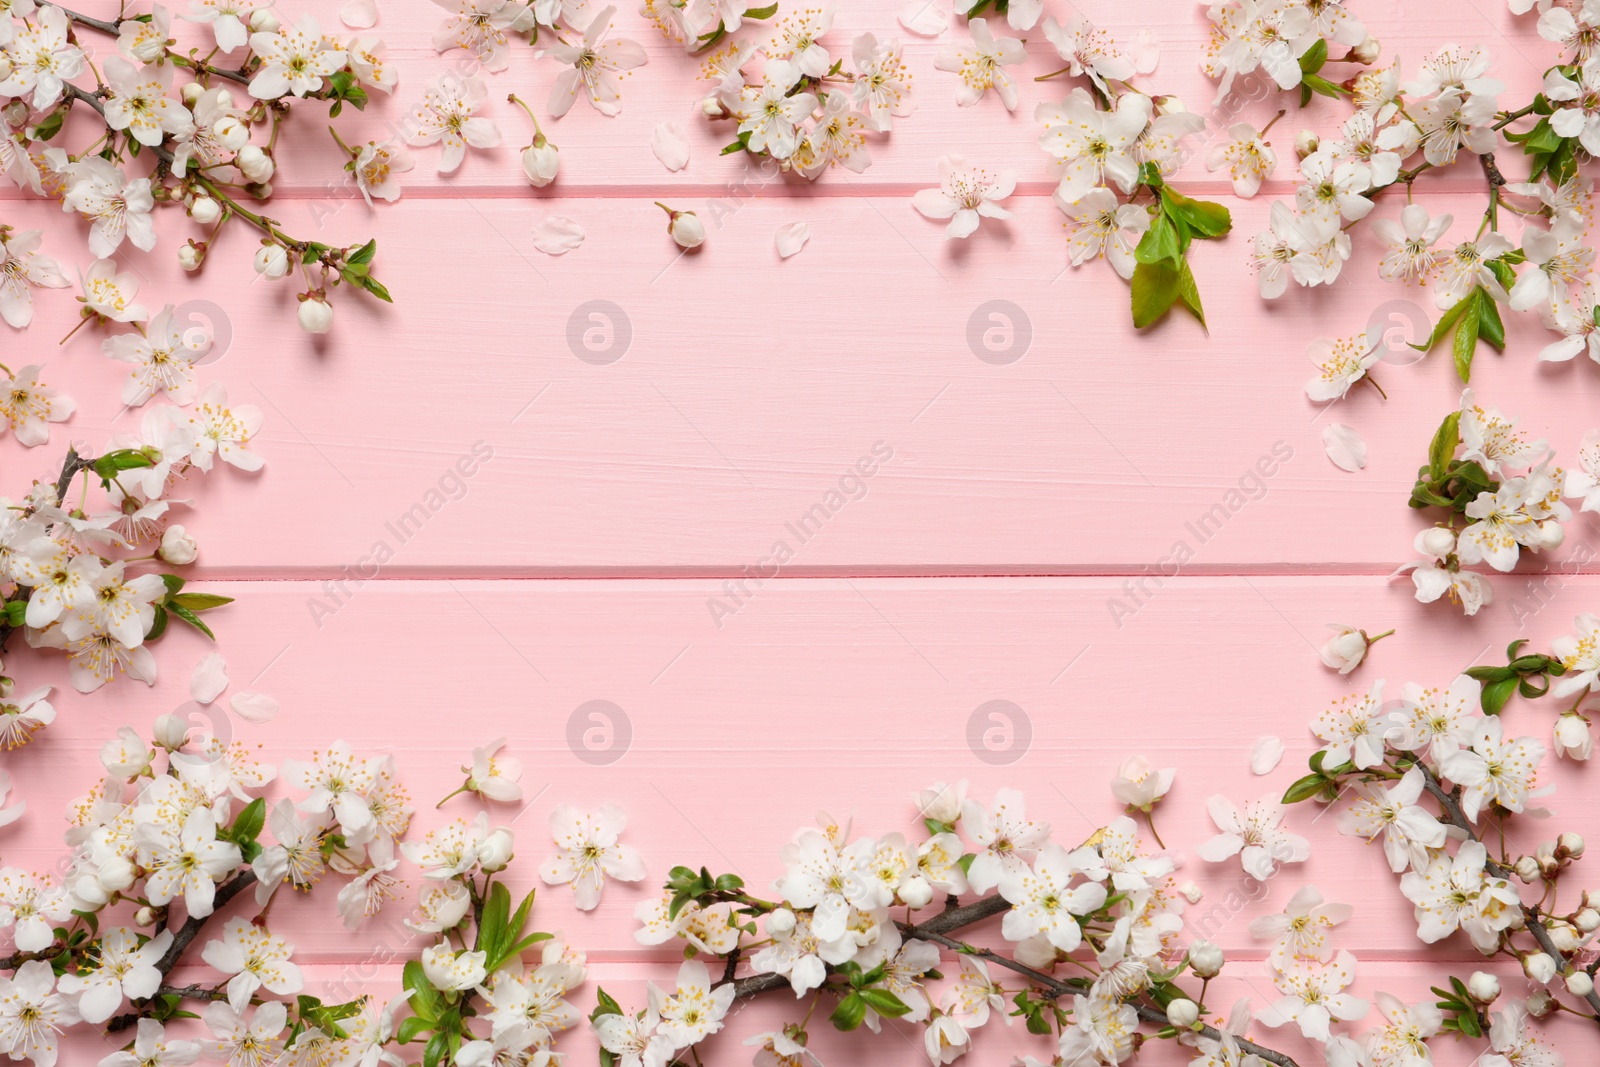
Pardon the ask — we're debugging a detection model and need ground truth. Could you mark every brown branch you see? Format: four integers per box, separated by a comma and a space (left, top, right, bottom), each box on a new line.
722, 892, 1301, 1067
106, 870, 258, 1032
57, 7, 252, 85
1418, 765, 1600, 1022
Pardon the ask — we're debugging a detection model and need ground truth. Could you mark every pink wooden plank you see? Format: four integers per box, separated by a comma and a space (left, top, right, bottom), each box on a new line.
8, 192, 1599, 576
0, 0, 1549, 198
11, 576, 1597, 1063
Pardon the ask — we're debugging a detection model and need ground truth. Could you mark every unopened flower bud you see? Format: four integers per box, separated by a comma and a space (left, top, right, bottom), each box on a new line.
1295, 130, 1320, 160
152, 713, 191, 749
1559, 831, 1586, 858
236, 145, 275, 183
1467, 971, 1500, 1004
1527, 989, 1555, 1016
1179, 881, 1203, 904
189, 196, 222, 225
1416, 526, 1456, 559
522, 138, 560, 187
1567, 971, 1595, 997
1537, 519, 1565, 551
159, 525, 199, 565
297, 292, 334, 334
101, 727, 152, 777
253, 243, 290, 279
246, 181, 273, 199
898, 874, 933, 909
214, 115, 250, 152
249, 9, 279, 31
1548, 923, 1580, 952
1166, 999, 1199, 1029
178, 239, 206, 272
1153, 94, 1186, 115
181, 81, 204, 105
133, 906, 157, 927
1515, 855, 1542, 883
766, 907, 796, 935
1188, 939, 1224, 978
657, 203, 706, 249
700, 95, 724, 117
216, 89, 235, 109
1575, 907, 1599, 933
1351, 36, 1381, 64
96, 856, 134, 893
478, 827, 514, 871
1524, 952, 1559, 984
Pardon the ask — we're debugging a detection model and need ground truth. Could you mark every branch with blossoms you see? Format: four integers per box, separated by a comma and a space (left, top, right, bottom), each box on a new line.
1209, 0, 1600, 379
1284, 625, 1600, 1053
1, 2, 395, 335
0, 264, 261, 704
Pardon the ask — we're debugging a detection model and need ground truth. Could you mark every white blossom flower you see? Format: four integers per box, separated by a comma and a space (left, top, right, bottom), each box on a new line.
1305, 327, 1382, 402
0, 688, 54, 750
1040, 15, 1138, 94
78, 259, 149, 323
421, 942, 487, 991
1297, 153, 1374, 225
940, 956, 1007, 1027
852, 33, 915, 132
1551, 612, 1600, 697
594, 1008, 672, 1067
408, 75, 502, 173
1057, 992, 1139, 1064
1439, 717, 1546, 822
432, 0, 520, 72
730, 60, 817, 161
962, 788, 1050, 894
182, 0, 265, 52
1208, 122, 1277, 197
0, 961, 80, 1067
933, 18, 1026, 110
998, 843, 1107, 951
1258, 951, 1369, 1043
1198, 794, 1310, 880
62, 159, 157, 259
1372, 204, 1453, 283
353, 139, 415, 205
179, 382, 264, 473
648, 959, 735, 1048
0, 870, 71, 953
139, 808, 241, 918
1058, 187, 1149, 280
104, 305, 211, 406
100, 1018, 201, 1067
57, 928, 171, 1025
0, 6, 85, 108
1364, 992, 1444, 1066
1254, 202, 1333, 298
1545, 60, 1600, 154
1339, 769, 1448, 874
1386, 674, 1482, 762
1108, 755, 1173, 811
538, 803, 646, 910
1037, 89, 1151, 203
1481, 1000, 1565, 1067
102, 58, 194, 148
1436, 231, 1513, 309
1399, 840, 1519, 950
201, 917, 304, 1011
924, 1012, 972, 1064
0, 365, 74, 447
1509, 217, 1594, 313
401, 813, 490, 880
405, 879, 472, 934
546, 6, 649, 118
771, 3, 834, 77
248, 16, 346, 99
1249, 884, 1353, 966
912, 154, 1014, 239
0, 229, 69, 329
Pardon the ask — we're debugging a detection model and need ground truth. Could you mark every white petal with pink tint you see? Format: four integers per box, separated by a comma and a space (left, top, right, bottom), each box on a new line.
775, 222, 812, 259
191, 652, 228, 705
532, 216, 585, 256
1323, 423, 1368, 472
230, 691, 280, 723
1251, 736, 1285, 775
340, 0, 378, 28
651, 122, 691, 172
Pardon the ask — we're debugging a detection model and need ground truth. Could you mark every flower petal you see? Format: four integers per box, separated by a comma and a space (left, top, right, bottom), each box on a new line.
1250, 736, 1285, 775
651, 121, 691, 172
532, 216, 585, 256
775, 222, 811, 259
1323, 423, 1368, 472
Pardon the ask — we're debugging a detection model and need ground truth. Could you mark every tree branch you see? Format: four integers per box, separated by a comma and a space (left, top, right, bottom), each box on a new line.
106, 870, 258, 1032
721, 892, 1301, 1067
1418, 765, 1600, 1021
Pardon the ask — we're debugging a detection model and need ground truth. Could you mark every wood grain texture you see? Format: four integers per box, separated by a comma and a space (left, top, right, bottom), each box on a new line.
5, 1, 1599, 1063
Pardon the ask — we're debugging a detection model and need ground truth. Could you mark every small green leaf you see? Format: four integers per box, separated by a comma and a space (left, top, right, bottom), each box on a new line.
1299, 38, 1329, 74
830, 993, 867, 1031
743, 2, 778, 16
168, 603, 217, 640
228, 798, 266, 845
1282, 772, 1328, 804
857, 989, 913, 1018
1451, 291, 1482, 381
1477, 289, 1505, 351
1134, 213, 1182, 268
170, 593, 234, 611
1482, 675, 1519, 715
1413, 297, 1472, 353
1131, 260, 1182, 329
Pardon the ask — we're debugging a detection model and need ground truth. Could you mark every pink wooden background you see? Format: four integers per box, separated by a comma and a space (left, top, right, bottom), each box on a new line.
4, 0, 1599, 1063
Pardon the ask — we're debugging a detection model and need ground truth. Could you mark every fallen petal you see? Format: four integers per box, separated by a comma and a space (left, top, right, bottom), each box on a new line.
340, 0, 378, 28
775, 222, 811, 259
1323, 423, 1367, 472
532, 216, 585, 255
898, 0, 950, 36
651, 121, 691, 172
1250, 736, 1284, 775
230, 691, 280, 724
190, 652, 228, 705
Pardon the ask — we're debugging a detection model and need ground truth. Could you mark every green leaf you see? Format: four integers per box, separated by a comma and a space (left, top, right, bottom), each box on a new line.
359, 275, 394, 303
422, 1031, 447, 1067
1161, 190, 1232, 238
403, 961, 443, 1023
1482, 675, 1519, 715
228, 798, 266, 845
170, 593, 234, 611
1130, 260, 1182, 329
476, 881, 512, 961
1412, 296, 1472, 352
857, 989, 913, 1018
160, 574, 187, 596
168, 602, 216, 640
1173, 259, 1206, 328
348, 239, 378, 267
1477, 289, 1505, 351
830, 992, 867, 1031
145, 604, 170, 642
1299, 38, 1329, 75
1451, 292, 1482, 381
1134, 213, 1182, 268
743, 2, 778, 16
2, 601, 23, 627
1427, 413, 1462, 481
1282, 772, 1327, 804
